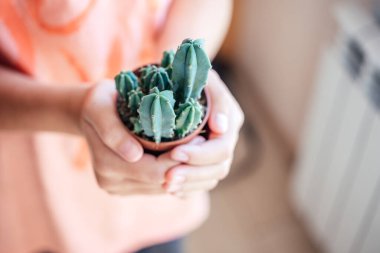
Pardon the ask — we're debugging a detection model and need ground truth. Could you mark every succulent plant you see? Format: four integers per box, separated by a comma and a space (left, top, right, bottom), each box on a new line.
115, 71, 139, 99
175, 98, 203, 137
127, 88, 143, 115
172, 39, 212, 104
130, 117, 143, 134
141, 65, 173, 92
161, 50, 175, 69
161, 50, 175, 78
116, 38, 211, 145
138, 87, 176, 143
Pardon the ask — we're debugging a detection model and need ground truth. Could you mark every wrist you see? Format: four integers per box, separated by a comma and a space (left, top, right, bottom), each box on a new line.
63, 84, 92, 136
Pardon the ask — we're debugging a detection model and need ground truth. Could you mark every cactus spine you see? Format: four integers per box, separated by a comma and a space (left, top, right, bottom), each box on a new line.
138, 87, 176, 143
172, 39, 211, 104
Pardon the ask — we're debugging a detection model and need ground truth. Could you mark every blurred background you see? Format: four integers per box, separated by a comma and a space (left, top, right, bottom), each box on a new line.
186, 0, 380, 252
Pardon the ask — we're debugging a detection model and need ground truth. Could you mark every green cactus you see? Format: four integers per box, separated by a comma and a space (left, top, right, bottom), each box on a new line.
175, 98, 203, 137
172, 39, 211, 103
138, 87, 176, 143
115, 71, 139, 99
127, 88, 143, 115
130, 117, 143, 134
116, 38, 211, 144
139, 65, 153, 78
161, 50, 175, 68
161, 50, 175, 78
141, 65, 173, 92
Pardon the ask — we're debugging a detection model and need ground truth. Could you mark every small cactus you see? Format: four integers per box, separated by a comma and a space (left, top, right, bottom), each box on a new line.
175, 98, 203, 137
138, 87, 176, 143
161, 50, 175, 68
127, 88, 143, 115
161, 50, 175, 78
115, 38, 211, 145
141, 65, 173, 92
139, 65, 153, 80
172, 39, 211, 104
115, 71, 139, 99
130, 117, 143, 134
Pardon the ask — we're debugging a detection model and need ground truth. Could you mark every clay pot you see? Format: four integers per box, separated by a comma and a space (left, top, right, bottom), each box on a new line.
133, 87, 211, 152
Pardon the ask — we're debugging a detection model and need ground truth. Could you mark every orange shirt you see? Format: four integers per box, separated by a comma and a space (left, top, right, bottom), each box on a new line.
0, 1, 209, 252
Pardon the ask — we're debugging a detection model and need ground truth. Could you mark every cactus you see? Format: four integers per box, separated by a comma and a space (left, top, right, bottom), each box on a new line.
141, 65, 173, 92
127, 88, 143, 115
115, 71, 139, 99
161, 50, 175, 68
139, 65, 153, 77
175, 98, 203, 137
116, 38, 211, 144
161, 50, 175, 78
172, 39, 211, 103
130, 117, 143, 134
138, 87, 176, 143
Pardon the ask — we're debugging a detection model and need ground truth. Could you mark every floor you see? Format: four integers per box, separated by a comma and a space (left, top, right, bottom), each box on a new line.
185, 63, 320, 253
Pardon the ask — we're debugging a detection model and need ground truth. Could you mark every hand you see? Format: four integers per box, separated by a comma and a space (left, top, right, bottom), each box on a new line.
165, 70, 244, 196
80, 80, 180, 195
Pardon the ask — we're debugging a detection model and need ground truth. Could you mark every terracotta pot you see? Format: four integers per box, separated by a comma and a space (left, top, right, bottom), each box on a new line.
133, 87, 211, 152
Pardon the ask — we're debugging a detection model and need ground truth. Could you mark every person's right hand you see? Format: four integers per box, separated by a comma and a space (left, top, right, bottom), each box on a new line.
79, 80, 180, 196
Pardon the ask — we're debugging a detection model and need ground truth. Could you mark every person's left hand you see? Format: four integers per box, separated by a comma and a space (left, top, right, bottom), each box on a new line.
163, 70, 244, 197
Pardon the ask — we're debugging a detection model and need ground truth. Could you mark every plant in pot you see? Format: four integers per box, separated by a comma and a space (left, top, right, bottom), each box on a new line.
115, 38, 212, 151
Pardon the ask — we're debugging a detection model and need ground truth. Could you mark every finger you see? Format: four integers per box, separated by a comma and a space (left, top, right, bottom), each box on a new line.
170, 136, 206, 162
207, 70, 231, 134
99, 176, 165, 196
166, 159, 231, 184
170, 132, 238, 165
182, 180, 219, 192
171, 190, 206, 199
82, 81, 143, 162
85, 122, 168, 184
157, 150, 186, 169
165, 180, 219, 194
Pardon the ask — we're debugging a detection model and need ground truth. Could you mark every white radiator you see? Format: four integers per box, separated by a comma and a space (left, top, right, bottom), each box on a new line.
292, 2, 380, 253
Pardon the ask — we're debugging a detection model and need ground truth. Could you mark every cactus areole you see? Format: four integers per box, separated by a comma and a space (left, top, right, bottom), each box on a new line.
115, 38, 212, 151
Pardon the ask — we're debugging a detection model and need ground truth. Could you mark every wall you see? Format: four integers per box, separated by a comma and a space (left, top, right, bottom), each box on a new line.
221, 0, 338, 151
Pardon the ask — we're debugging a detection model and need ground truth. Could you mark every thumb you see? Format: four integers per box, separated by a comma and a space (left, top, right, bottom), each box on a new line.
207, 72, 230, 134
82, 80, 144, 162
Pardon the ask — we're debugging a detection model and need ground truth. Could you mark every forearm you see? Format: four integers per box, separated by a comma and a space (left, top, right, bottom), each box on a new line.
156, 0, 233, 59
0, 67, 89, 135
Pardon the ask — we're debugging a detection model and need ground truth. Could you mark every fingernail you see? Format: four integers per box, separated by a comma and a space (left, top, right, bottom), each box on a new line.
171, 175, 186, 184
166, 184, 182, 193
119, 140, 141, 162
215, 113, 228, 133
171, 150, 189, 162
